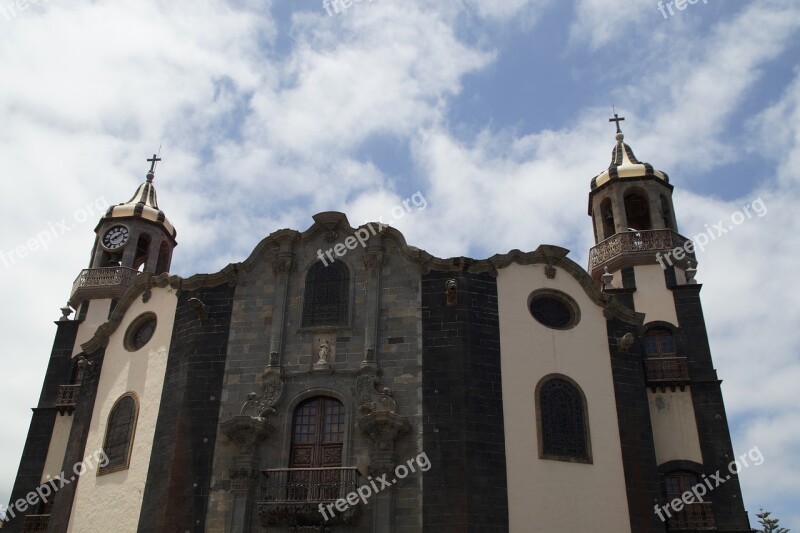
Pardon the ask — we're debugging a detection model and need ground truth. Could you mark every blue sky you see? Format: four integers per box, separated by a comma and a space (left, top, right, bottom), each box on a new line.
1, 0, 799, 528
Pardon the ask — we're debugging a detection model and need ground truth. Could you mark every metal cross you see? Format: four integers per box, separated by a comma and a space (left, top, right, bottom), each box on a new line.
609, 113, 625, 134
147, 154, 162, 173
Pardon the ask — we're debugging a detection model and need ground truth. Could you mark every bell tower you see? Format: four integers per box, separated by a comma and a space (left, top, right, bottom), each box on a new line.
70, 155, 177, 308
588, 114, 695, 287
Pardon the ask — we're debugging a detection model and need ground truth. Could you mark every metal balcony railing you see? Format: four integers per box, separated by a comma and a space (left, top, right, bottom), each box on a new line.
55, 385, 80, 409
589, 229, 696, 272
69, 267, 139, 306
260, 467, 361, 503
21, 515, 50, 533
645, 357, 690, 384
668, 502, 716, 530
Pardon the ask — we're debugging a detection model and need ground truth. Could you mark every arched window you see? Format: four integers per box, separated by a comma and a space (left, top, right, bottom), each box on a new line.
624, 191, 652, 230
536, 376, 591, 462
665, 471, 698, 498
644, 328, 676, 357
99, 394, 138, 474
288, 396, 345, 500
133, 233, 152, 271
155, 240, 171, 274
600, 198, 615, 240
302, 261, 350, 327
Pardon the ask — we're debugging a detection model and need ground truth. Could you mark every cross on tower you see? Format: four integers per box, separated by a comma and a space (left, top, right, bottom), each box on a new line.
609, 112, 625, 134
147, 154, 162, 173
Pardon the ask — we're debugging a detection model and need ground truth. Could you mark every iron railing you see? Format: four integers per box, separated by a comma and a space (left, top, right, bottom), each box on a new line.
69, 267, 139, 305
21, 515, 50, 533
55, 385, 80, 407
589, 229, 695, 270
668, 502, 716, 530
260, 467, 361, 503
645, 357, 690, 384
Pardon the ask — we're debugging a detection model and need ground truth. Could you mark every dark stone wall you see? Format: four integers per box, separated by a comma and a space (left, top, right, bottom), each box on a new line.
606, 316, 667, 533
137, 283, 235, 533
421, 271, 508, 532
4, 320, 79, 532
672, 284, 751, 531
48, 346, 106, 533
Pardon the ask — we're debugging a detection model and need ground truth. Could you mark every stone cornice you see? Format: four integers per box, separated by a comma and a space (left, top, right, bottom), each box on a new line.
79, 264, 239, 354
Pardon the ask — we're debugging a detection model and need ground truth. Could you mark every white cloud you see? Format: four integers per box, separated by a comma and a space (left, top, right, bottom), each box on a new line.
1, 0, 799, 527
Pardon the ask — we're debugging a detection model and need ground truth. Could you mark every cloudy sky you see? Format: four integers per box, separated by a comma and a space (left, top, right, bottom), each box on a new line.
1, 0, 798, 527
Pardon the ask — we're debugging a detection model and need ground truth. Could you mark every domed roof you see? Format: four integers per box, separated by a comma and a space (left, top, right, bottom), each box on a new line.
591, 131, 669, 190
103, 163, 176, 239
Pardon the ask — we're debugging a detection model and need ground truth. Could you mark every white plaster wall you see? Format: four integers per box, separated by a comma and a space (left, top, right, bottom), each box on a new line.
73, 299, 112, 356
632, 264, 678, 325
648, 389, 704, 465
41, 415, 74, 483
67, 287, 176, 533
497, 262, 631, 533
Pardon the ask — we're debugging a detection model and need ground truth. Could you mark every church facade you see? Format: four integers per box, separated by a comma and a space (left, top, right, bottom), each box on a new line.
5, 124, 753, 532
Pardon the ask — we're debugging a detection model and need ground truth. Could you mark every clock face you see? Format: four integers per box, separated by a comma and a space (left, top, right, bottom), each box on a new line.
102, 225, 130, 250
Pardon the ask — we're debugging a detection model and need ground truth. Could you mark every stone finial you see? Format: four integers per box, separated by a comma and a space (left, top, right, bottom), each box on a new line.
602, 267, 615, 290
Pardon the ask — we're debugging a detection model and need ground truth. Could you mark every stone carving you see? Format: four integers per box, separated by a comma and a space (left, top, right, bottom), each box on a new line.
229, 466, 258, 491
220, 415, 273, 454
239, 372, 284, 419
324, 230, 339, 243
362, 246, 385, 270
355, 370, 380, 413
617, 332, 635, 353
271, 253, 295, 275
259, 502, 360, 528
545, 265, 557, 279
313, 334, 336, 370
445, 279, 457, 307
262, 374, 284, 409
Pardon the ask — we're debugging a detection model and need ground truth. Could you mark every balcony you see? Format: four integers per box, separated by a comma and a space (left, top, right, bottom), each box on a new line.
645, 357, 690, 388
589, 229, 696, 277
69, 267, 140, 306
21, 515, 50, 533
668, 502, 716, 530
258, 467, 362, 527
55, 384, 80, 414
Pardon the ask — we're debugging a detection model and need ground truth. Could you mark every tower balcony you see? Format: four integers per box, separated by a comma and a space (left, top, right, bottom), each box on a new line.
257, 467, 362, 527
645, 357, 690, 390
21, 514, 50, 533
55, 384, 80, 414
69, 266, 140, 307
589, 229, 696, 278
667, 501, 716, 530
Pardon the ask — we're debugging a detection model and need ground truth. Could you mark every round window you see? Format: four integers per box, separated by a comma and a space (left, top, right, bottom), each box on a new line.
529, 290, 580, 330
125, 313, 157, 351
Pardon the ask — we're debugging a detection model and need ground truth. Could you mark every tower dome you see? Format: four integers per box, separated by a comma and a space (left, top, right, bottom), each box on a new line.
590, 126, 669, 190
102, 162, 176, 239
